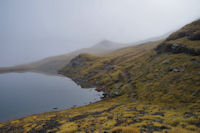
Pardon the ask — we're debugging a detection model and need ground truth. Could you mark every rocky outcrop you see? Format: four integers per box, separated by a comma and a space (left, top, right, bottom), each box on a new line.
188, 31, 200, 40
67, 54, 98, 68
166, 19, 200, 41
156, 19, 200, 56
166, 31, 187, 41
156, 43, 200, 56
166, 30, 200, 41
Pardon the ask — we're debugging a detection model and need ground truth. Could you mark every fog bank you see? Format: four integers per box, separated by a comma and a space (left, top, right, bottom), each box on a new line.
0, 0, 200, 66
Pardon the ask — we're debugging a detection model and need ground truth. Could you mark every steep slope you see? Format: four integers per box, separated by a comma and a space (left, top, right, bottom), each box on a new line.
0, 19, 200, 133
59, 41, 162, 96
61, 19, 200, 105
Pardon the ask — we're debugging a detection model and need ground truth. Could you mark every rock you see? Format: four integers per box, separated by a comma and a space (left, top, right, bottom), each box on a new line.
102, 93, 109, 98
71, 60, 82, 68
179, 66, 186, 72
173, 68, 179, 72
113, 91, 119, 96
167, 67, 173, 72
171, 43, 180, 49
95, 88, 102, 92
132, 97, 137, 102
167, 67, 185, 72
155, 43, 200, 56
166, 31, 186, 41
188, 31, 200, 40
162, 60, 169, 64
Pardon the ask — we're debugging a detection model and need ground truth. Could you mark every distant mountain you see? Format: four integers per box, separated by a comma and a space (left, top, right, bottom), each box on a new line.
90, 40, 123, 50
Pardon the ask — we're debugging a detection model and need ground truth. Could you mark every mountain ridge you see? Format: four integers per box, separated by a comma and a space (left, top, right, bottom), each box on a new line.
0, 32, 171, 75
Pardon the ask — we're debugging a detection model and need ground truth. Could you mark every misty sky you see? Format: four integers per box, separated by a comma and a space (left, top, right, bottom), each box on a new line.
0, 0, 200, 66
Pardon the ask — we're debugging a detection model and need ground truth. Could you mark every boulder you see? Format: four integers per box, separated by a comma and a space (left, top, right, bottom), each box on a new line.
162, 60, 169, 64
188, 31, 200, 40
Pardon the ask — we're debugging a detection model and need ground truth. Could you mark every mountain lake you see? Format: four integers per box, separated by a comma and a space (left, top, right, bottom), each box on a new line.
0, 72, 103, 122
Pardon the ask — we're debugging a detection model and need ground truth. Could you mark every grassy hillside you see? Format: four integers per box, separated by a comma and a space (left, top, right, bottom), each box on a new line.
0, 19, 200, 133
61, 19, 200, 105
59, 19, 200, 132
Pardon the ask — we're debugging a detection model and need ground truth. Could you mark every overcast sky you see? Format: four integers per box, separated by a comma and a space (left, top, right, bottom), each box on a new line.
0, 0, 200, 66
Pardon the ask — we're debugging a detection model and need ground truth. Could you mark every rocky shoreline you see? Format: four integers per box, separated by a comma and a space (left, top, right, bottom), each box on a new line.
58, 70, 110, 99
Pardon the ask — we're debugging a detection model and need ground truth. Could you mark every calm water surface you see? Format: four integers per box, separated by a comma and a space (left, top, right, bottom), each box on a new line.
0, 72, 103, 122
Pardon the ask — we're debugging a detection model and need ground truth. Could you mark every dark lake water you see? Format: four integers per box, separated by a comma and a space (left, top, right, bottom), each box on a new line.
0, 72, 103, 122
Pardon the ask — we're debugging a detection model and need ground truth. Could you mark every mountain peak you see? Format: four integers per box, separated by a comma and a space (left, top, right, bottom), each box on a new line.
92, 39, 122, 49
99, 39, 114, 44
